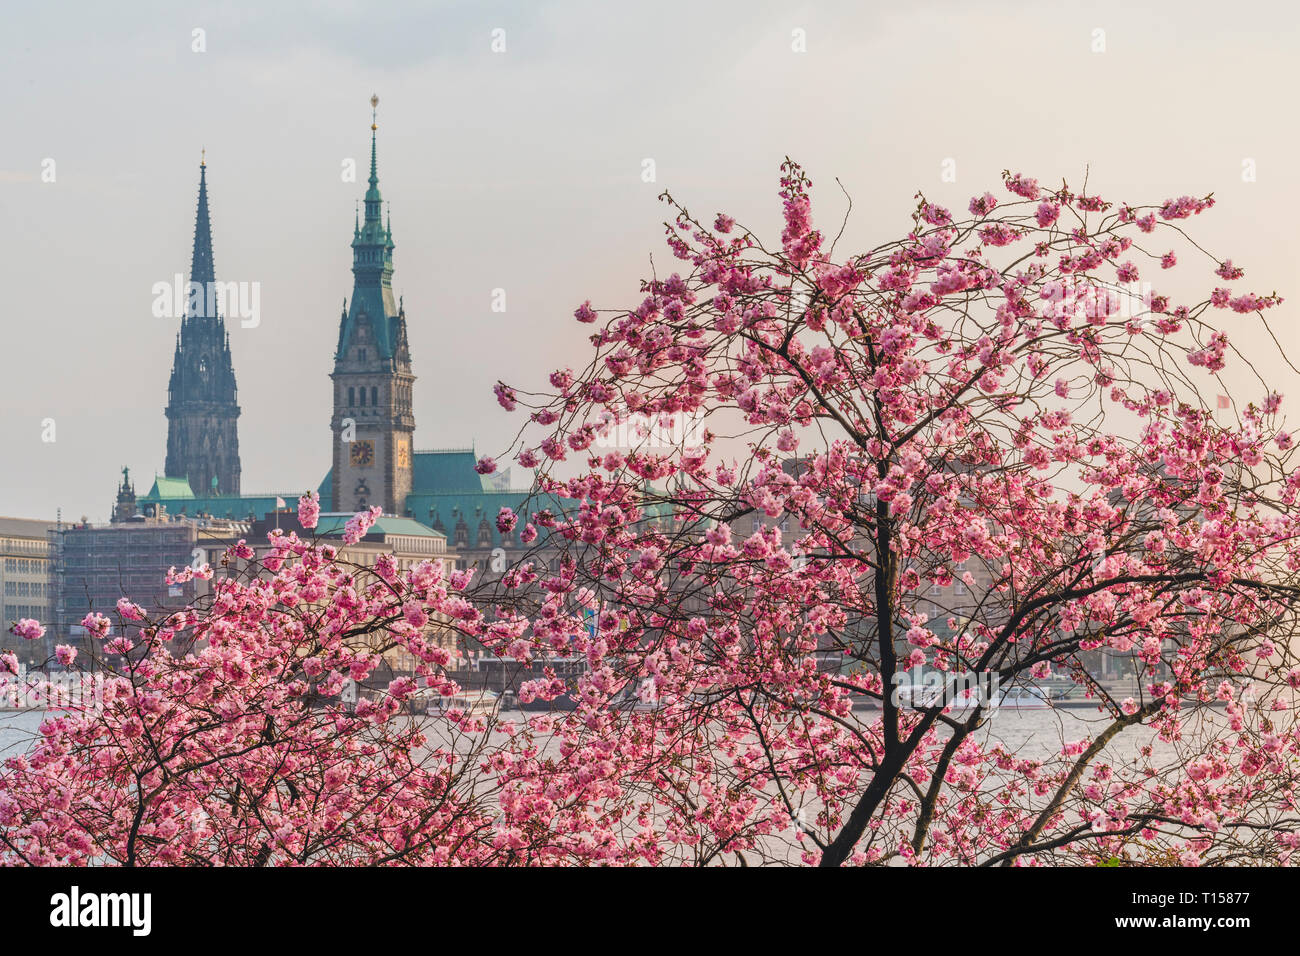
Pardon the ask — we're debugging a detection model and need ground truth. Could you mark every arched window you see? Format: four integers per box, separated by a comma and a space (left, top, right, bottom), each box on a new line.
348, 386, 355, 406
371, 386, 379, 406
359, 388, 367, 406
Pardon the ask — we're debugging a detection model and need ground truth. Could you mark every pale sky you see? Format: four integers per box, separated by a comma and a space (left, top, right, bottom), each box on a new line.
2, 0, 1297, 521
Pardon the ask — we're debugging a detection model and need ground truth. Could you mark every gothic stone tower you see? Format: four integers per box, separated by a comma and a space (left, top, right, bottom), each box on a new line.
331, 97, 415, 515
164, 158, 242, 496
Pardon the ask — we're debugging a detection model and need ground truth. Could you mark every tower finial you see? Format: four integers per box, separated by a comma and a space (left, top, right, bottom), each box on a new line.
201, 146, 206, 167
367, 95, 380, 193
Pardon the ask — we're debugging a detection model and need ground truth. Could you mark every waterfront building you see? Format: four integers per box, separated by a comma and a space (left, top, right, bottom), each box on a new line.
52, 509, 249, 644
248, 511, 459, 671
0, 516, 58, 664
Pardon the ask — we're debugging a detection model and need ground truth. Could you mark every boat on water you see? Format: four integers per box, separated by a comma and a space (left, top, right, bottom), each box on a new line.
413, 689, 500, 716
895, 681, 1056, 712
994, 685, 1054, 710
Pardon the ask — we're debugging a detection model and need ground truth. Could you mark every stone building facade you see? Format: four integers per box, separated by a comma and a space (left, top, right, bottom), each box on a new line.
330, 98, 416, 517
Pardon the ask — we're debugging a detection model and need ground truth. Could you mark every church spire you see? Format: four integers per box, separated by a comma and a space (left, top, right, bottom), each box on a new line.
189, 153, 217, 315
165, 155, 242, 497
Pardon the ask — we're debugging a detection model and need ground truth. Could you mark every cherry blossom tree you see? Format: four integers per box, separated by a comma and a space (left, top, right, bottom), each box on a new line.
478, 161, 1300, 866
5, 163, 1300, 866
0, 511, 504, 865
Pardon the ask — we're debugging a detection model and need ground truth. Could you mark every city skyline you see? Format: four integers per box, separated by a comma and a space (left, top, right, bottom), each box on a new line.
3, 0, 1300, 890
4, 0, 1300, 522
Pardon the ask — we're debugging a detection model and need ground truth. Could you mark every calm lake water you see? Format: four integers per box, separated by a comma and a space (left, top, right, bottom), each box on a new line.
0, 702, 1231, 865
0, 703, 1189, 765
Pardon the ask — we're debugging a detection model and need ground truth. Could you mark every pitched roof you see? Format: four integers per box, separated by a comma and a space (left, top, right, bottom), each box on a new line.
148, 495, 287, 521
318, 449, 489, 511
140, 478, 294, 522
312, 513, 445, 539
0, 516, 57, 538
145, 476, 196, 499
412, 449, 488, 493
317, 449, 563, 549
410, 488, 567, 550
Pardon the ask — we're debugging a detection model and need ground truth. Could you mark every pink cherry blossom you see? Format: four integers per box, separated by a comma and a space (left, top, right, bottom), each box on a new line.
298, 490, 321, 529
4, 162, 1298, 871
9, 619, 44, 641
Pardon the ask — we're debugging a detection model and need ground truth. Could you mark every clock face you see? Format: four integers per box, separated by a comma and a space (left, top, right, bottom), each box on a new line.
350, 440, 375, 467
396, 439, 410, 468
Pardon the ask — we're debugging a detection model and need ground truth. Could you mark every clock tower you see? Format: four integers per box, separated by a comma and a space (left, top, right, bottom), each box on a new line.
330, 96, 415, 515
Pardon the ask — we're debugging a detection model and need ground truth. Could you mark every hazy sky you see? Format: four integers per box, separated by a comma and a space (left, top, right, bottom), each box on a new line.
3, 0, 1298, 521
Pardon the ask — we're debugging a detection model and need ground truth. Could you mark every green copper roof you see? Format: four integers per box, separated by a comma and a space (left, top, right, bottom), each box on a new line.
319, 449, 488, 512
410, 489, 559, 550
338, 108, 400, 360
146, 476, 196, 499
312, 514, 445, 539
140, 477, 294, 522
317, 449, 564, 548
412, 449, 489, 493
141, 495, 287, 521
